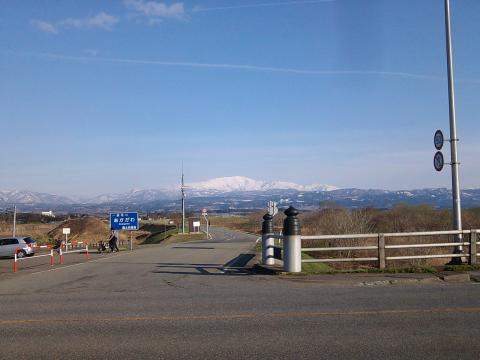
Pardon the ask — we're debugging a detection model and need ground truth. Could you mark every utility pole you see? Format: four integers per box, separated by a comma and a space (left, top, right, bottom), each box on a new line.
444, 0, 463, 259
12, 205, 17, 237
181, 168, 186, 234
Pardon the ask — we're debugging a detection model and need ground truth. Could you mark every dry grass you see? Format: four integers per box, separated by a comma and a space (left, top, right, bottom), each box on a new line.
210, 211, 283, 234
0, 223, 56, 243
211, 205, 480, 269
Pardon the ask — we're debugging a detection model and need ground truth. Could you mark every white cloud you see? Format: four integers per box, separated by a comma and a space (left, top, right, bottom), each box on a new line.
31, 20, 58, 34
61, 12, 119, 31
124, 0, 185, 20
192, 0, 335, 12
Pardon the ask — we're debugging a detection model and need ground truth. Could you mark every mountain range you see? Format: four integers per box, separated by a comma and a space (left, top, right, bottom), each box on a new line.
0, 176, 479, 213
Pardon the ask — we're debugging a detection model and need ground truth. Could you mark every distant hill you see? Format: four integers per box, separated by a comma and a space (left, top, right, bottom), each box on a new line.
1, 176, 479, 213
48, 217, 110, 244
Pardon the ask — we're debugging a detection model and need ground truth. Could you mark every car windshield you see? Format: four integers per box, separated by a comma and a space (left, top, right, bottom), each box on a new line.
23, 237, 36, 244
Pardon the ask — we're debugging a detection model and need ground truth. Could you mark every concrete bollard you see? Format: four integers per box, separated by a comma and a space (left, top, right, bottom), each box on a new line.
262, 213, 275, 266
282, 206, 302, 273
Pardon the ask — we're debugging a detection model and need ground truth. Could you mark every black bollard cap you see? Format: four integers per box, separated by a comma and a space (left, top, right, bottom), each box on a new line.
262, 213, 274, 234
283, 206, 301, 236
284, 206, 299, 218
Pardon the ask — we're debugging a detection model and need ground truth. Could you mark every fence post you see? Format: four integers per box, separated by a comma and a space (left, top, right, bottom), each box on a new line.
378, 234, 386, 269
470, 230, 477, 265
262, 213, 275, 265
283, 206, 301, 273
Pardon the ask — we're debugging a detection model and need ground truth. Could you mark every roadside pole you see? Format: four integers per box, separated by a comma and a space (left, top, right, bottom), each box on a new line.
444, 0, 463, 260
202, 209, 209, 239
63, 228, 71, 253
282, 207, 302, 273
12, 205, 16, 237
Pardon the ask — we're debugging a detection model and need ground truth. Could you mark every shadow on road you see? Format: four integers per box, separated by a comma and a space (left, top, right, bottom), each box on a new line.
152, 253, 256, 276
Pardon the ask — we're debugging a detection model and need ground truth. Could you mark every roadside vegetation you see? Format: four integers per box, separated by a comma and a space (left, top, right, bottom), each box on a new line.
142, 227, 177, 244
211, 205, 480, 235
212, 205, 480, 269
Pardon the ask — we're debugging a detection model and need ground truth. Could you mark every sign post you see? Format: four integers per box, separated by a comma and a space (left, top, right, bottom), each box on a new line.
62, 228, 70, 252
110, 212, 139, 251
433, 130, 445, 172
202, 208, 209, 239
434, 151, 444, 172
267, 200, 278, 217
443, 0, 463, 262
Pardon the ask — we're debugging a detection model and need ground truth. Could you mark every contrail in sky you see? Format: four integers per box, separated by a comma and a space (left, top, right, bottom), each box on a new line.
191, 0, 336, 12
7, 50, 480, 83
29, 51, 444, 81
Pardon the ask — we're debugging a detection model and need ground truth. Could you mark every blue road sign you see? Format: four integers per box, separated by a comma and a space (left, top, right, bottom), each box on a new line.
110, 212, 139, 231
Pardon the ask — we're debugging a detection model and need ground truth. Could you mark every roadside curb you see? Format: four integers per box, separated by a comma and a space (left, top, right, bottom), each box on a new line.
438, 272, 471, 283
252, 263, 480, 285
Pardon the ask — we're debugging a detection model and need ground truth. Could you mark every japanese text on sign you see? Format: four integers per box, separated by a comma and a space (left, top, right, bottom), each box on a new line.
110, 212, 139, 231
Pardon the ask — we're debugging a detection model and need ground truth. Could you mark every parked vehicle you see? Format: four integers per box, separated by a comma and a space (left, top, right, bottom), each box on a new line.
0, 237, 37, 258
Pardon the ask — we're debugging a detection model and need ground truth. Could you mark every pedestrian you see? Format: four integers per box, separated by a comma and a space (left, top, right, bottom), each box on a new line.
108, 231, 119, 252
53, 238, 62, 254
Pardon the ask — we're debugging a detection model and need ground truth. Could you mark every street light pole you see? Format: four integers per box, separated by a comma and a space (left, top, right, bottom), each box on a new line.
444, 0, 463, 258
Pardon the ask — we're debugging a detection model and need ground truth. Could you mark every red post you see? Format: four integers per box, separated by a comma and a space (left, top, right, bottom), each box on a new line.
85, 245, 89, 260
13, 252, 17, 273
59, 248, 63, 265
50, 249, 54, 266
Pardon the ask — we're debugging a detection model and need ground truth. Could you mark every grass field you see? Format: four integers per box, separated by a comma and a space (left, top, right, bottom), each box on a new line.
0, 223, 56, 243
142, 228, 178, 244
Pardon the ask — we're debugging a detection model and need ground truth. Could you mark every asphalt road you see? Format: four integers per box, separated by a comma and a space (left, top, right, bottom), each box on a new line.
0, 227, 480, 359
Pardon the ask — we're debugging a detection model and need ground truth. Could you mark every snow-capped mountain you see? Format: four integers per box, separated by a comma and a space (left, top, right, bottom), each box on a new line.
187, 176, 337, 193
82, 188, 174, 204
2, 177, 480, 212
0, 190, 74, 206
81, 176, 337, 203
0, 177, 337, 207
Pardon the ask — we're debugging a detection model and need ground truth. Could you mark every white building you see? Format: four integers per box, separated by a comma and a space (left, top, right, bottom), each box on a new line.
41, 210, 55, 218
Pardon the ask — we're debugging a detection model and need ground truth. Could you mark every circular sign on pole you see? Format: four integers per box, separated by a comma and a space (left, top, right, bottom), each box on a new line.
434, 151, 444, 172
434, 130, 444, 150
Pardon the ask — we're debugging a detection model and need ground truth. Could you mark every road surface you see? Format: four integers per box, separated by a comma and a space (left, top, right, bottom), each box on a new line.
0, 227, 479, 359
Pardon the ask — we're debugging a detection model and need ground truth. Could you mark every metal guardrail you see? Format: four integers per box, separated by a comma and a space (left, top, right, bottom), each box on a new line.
299, 229, 480, 268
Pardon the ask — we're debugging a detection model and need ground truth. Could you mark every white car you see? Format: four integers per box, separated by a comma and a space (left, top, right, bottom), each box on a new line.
0, 237, 37, 258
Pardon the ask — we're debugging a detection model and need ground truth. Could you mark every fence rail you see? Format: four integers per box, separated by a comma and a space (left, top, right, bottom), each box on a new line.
301, 229, 479, 267
261, 206, 479, 272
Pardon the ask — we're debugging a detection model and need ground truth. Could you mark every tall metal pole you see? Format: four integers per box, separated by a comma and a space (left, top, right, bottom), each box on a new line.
12, 205, 16, 237
181, 169, 185, 234
444, 0, 463, 257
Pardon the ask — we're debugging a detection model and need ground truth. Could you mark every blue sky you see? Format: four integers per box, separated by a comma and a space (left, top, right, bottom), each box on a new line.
0, 0, 479, 196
